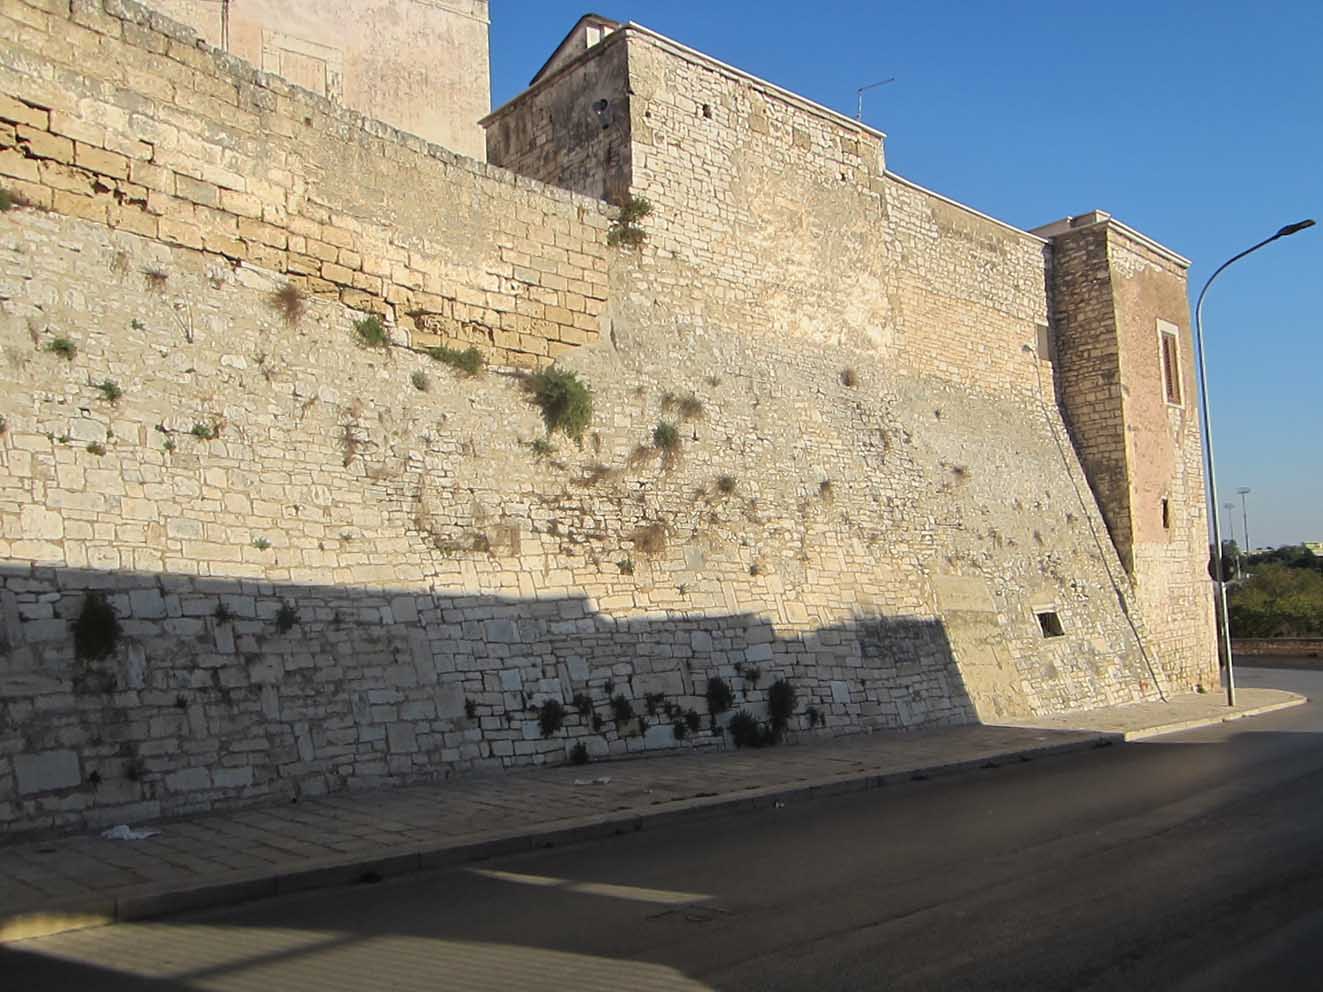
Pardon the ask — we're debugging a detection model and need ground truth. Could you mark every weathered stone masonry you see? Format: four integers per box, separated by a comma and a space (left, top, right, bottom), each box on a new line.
0, 2, 1216, 834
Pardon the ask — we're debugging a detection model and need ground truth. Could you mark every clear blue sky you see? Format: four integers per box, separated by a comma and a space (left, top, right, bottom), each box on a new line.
491, 1, 1322, 549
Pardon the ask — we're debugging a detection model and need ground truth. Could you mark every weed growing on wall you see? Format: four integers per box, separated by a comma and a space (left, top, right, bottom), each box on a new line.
95, 380, 123, 403
672, 719, 689, 741
685, 709, 702, 734
630, 522, 667, 556
190, 421, 222, 440
716, 475, 737, 496
411, 370, 430, 392
617, 557, 635, 575
570, 742, 590, 765
661, 392, 704, 421
45, 337, 76, 360
841, 368, 858, 388
143, 269, 168, 292
608, 196, 652, 248
85, 442, 106, 456
252, 537, 271, 551
465, 698, 479, 720
529, 367, 592, 442
652, 421, 680, 452
768, 679, 797, 740
0, 415, 7, 436
74, 592, 122, 661
271, 283, 306, 325
213, 602, 236, 624
428, 344, 484, 377
0, 188, 14, 211
610, 694, 635, 724
539, 699, 566, 738
274, 601, 300, 633
728, 711, 771, 749
572, 694, 594, 718
354, 315, 389, 347
706, 676, 734, 717
530, 437, 556, 459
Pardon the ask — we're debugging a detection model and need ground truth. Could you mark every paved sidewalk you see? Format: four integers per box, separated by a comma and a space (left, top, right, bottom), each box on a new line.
0, 687, 1305, 943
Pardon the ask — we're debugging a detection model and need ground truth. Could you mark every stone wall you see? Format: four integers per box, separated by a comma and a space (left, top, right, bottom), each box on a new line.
0, 2, 1211, 835
0, 0, 606, 369
1, 206, 1163, 834
146, 0, 492, 159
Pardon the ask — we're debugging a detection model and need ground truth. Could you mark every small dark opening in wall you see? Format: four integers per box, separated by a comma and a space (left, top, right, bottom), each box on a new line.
1037, 611, 1065, 638
702, 103, 713, 119
1161, 498, 1171, 530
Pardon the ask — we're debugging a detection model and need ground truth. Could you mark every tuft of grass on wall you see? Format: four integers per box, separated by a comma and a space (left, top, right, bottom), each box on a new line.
630, 522, 667, 556
428, 344, 484, 377
190, 420, 222, 441
608, 196, 652, 248
411, 370, 430, 392
143, 268, 168, 292
74, 592, 122, 661
271, 283, 306, 326
529, 367, 593, 442
85, 442, 106, 456
45, 337, 77, 360
652, 421, 681, 452
539, 699, 566, 738
95, 380, 123, 403
354, 314, 389, 347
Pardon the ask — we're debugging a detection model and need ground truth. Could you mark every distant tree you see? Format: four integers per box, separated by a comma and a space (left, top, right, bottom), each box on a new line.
1228, 563, 1323, 637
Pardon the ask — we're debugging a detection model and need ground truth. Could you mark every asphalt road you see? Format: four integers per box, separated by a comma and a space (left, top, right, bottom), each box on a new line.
6, 666, 1323, 992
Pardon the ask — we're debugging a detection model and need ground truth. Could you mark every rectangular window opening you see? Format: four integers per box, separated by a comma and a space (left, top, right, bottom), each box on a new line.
1161, 498, 1171, 530
1158, 321, 1182, 406
1036, 611, 1065, 638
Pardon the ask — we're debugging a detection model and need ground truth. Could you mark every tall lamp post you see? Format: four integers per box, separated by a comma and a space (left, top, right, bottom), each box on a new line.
1223, 502, 1240, 579
1195, 219, 1315, 706
1237, 487, 1253, 559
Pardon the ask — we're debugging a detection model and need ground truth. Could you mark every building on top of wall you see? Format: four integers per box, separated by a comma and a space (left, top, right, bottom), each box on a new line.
147, 0, 492, 160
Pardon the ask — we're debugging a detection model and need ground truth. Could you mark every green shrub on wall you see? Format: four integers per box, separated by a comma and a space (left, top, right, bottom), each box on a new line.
529, 367, 593, 442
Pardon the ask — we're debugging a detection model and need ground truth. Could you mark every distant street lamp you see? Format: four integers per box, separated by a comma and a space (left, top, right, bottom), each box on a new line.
1195, 219, 1315, 706
1237, 487, 1253, 559
1223, 502, 1240, 579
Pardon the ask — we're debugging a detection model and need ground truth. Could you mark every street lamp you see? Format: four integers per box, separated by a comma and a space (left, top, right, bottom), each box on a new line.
1195, 219, 1315, 706
1223, 502, 1240, 580
1237, 487, 1252, 559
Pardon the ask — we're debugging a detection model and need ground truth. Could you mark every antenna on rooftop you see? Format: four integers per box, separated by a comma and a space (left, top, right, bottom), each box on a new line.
856, 77, 896, 122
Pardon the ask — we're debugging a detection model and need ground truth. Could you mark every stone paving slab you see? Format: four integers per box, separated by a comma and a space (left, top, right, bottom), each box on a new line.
0, 687, 1306, 943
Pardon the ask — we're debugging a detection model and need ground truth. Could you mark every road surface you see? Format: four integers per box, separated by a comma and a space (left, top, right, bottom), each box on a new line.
5, 667, 1323, 991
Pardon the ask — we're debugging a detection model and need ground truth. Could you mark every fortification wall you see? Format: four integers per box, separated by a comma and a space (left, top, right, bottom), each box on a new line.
0, 1, 1186, 835
620, 32, 1051, 402
0, 0, 607, 369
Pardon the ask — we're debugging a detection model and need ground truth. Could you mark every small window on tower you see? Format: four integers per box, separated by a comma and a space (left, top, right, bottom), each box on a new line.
1158, 320, 1182, 406
1036, 611, 1065, 638
1161, 498, 1171, 530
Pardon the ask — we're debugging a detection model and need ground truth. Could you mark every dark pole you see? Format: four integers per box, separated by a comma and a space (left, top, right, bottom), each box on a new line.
1194, 219, 1315, 706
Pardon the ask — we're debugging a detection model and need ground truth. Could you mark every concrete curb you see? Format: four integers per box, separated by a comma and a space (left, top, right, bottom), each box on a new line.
0, 733, 1115, 944
1120, 694, 1308, 741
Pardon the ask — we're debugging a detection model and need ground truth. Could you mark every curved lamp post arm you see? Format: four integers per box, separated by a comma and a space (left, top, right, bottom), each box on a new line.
1193, 218, 1315, 706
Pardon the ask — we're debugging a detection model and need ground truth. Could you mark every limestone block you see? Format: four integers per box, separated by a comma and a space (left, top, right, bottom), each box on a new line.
436, 686, 467, 719
831, 681, 851, 704
15, 751, 81, 795
212, 767, 254, 789
387, 722, 419, 754
165, 767, 212, 793
499, 668, 523, 692
129, 588, 167, 619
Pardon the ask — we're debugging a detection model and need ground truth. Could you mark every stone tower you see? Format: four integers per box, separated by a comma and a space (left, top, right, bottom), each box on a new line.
1036, 212, 1218, 691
